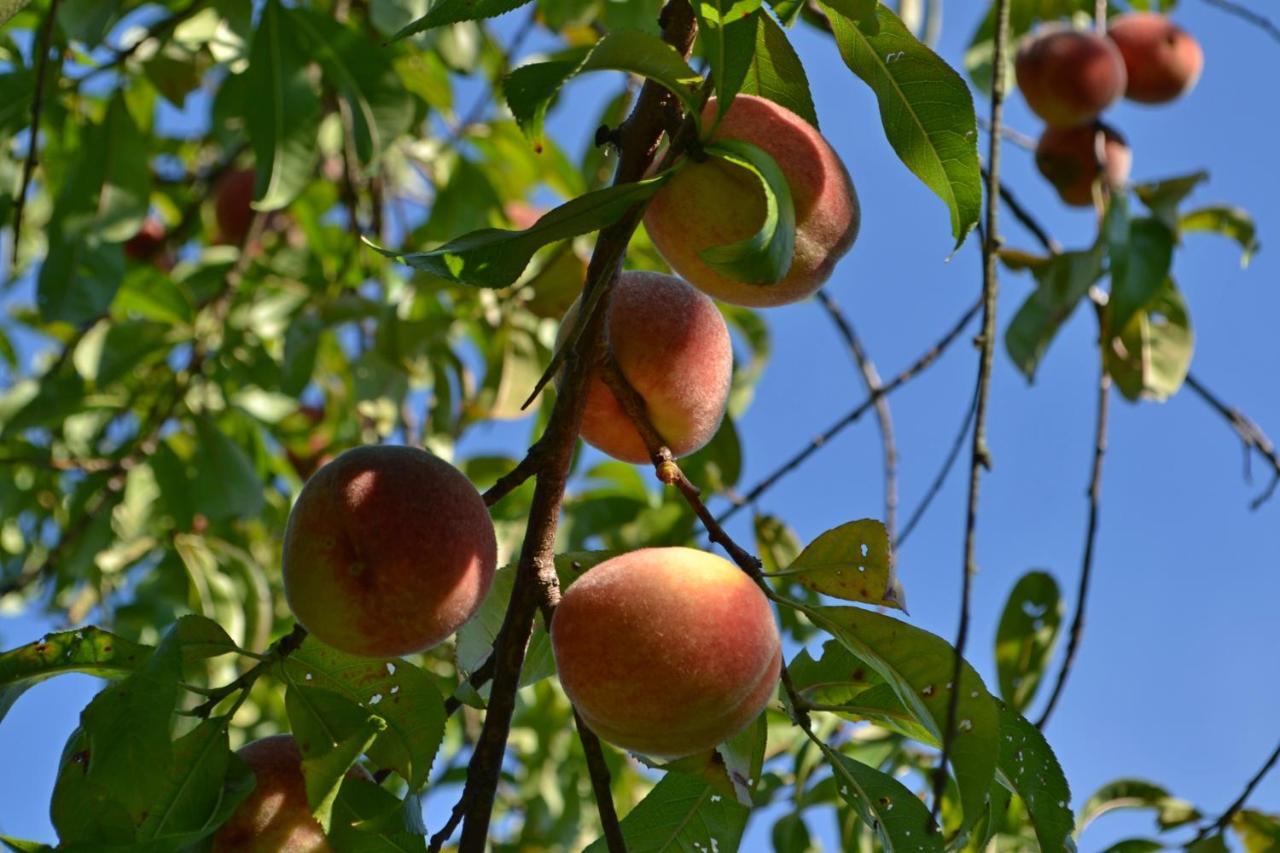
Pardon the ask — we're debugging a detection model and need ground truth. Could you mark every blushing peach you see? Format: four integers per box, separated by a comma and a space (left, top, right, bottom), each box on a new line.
1035, 123, 1132, 207
1016, 27, 1127, 127
550, 547, 782, 758
557, 271, 731, 464
1107, 13, 1203, 104
283, 445, 497, 658
213, 735, 370, 853
643, 95, 859, 307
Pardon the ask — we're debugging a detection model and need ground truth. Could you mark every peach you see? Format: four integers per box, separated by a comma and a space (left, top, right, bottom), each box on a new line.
213, 735, 369, 852
550, 547, 781, 758
124, 218, 172, 268
1107, 13, 1203, 104
1035, 123, 1132, 207
643, 95, 859, 308
507, 201, 588, 319
557, 271, 731, 464
215, 167, 257, 246
282, 445, 497, 658
1015, 27, 1127, 127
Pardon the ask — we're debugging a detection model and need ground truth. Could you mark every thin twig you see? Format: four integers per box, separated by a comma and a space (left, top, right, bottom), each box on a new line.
895, 387, 979, 549
10, 0, 61, 277
482, 450, 542, 507
1035, 368, 1111, 730
1200, 0, 1280, 44
717, 297, 983, 525
815, 289, 898, 539
933, 0, 1012, 824
1184, 373, 1280, 510
574, 709, 627, 853
1191, 737, 1280, 843
985, 167, 1062, 254
190, 624, 308, 718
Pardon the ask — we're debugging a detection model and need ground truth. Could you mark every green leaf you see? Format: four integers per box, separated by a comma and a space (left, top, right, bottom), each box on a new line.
1003, 243, 1106, 381
1133, 171, 1208, 229
994, 571, 1063, 713
736, 8, 819, 127
771, 813, 813, 853
192, 416, 265, 521
774, 519, 902, 609
0, 627, 150, 726
585, 772, 750, 852
787, 639, 882, 705
245, 0, 323, 211
389, 0, 533, 41
1180, 205, 1260, 268
0, 837, 48, 853
368, 175, 670, 287
291, 9, 415, 166
819, 0, 981, 248
1233, 810, 1280, 853
1108, 212, 1176, 340
503, 30, 702, 143
808, 607, 1000, 833
0, 0, 31, 27
996, 705, 1076, 852
282, 638, 445, 790
1100, 841, 1164, 853
1103, 278, 1193, 402
695, 1, 764, 119
173, 614, 240, 661
136, 717, 255, 845
1078, 779, 1200, 833
697, 139, 796, 284
679, 415, 742, 493
820, 742, 943, 850
330, 778, 428, 851
284, 683, 387, 830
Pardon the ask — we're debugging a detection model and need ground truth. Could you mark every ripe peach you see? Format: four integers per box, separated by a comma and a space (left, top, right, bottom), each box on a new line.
1015, 27, 1127, 127
213, 734, 370, 853
550, 547, 781, 758
283, 445, 497, 658
215, 168, 257, 246
643, 95, 859, 308
557, 271, 731, 464
1107, 13, 1203, 104
1035, 123, 1132, 207
124, 218, 171, 268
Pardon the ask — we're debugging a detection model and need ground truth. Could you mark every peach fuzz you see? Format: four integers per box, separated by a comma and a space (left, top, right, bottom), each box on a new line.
1108, 13, 1204, 104
283, 445, 497, 658
550, 547, 781, 758
212, 735, 370, 852
557, 271, 732, 464
1015, 27, 1127, 127
643, 95, 859, 308
1035, 124, 1132, 207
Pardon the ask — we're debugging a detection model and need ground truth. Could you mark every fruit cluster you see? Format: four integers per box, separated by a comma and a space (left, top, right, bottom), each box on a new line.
1016, 13, 1203, 206
215, 94, 859, 848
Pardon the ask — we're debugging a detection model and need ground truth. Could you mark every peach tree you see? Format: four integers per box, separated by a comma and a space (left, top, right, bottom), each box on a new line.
0, 0, 1273, 850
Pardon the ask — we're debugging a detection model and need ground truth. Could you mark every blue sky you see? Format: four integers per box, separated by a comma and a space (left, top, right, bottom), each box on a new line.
2, 2, 1278, 848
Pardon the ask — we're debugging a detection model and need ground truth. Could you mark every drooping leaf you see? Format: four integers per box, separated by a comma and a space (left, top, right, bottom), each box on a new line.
1078, 778, 1200, 833
820, 742, 944, 850
697, 139, 796, 285
1133, 171, 1208, 229
1107, 205, 1176, 340
584, 772, 750, 852
736, 8, 819, 127
245, 0, 323, 210
1003, 243, 1106, 381
808, 606, 1000, 833
1103, 278, 1193, 402
1180, 205, 1260, 268
503, 29, 702, 143
367, 175, 671, 287
994, 571, 1063, 713
819, 0, 981, 248
995, 705, 1076, 852
0, 627, 150, 726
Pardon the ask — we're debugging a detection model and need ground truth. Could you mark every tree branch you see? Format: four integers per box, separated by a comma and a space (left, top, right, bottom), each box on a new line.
717, 297, 982, 525
815, 289, 898, 539
1192, 736, 1280, 843
1200, 0, 1280, 44
1184, 373, 1280, 510
190, 624, 308, 718
895, 386, 978, 549
1035, 367, 1111, 730
10, 0, 60, 277
934, 0, 1012, 823
451, 4, 700, 849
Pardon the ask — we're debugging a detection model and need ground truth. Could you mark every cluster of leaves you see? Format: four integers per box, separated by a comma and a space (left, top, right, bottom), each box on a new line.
0, 0, 1267, 851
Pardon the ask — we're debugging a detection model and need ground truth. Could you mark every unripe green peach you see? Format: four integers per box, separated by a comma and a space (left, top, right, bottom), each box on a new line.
550, 547, 781, 759
1035, 123, 1132, 207
643, 95, 859, 308
1107, 13, 1203, 104
1015, 27, 1127, 127
283, 445, 497, 658
213, 735, 370, 853
556, 271, 732, 464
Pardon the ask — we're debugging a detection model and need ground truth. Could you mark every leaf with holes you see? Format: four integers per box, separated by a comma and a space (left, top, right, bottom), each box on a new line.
284, 683, 386, 830
584, 771, 749, 852
995, 571, 1063, 713
0, 627, 150, 727
820, 742, 943, 851
775, 519, 901, 609
996, 705, 1076, 852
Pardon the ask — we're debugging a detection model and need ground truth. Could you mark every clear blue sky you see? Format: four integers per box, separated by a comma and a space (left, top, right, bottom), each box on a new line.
2, 3, 1277, 849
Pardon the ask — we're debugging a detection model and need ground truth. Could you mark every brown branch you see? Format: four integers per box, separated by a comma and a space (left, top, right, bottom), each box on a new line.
452, 5, 700, 849
482, 450, 542, 507
1192, 736, 1280, 844
933, 0, 1012, 824
1035, 368, 1111, 730
1200, 0, 1280, 44
1184, 373, 1280, 510
10, 0, 60, 277
573, 709, 627, 853
190, 624, 308, 718
717, 297, 982, 525
895, 386, 978, 549
815, 289, 898, 539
